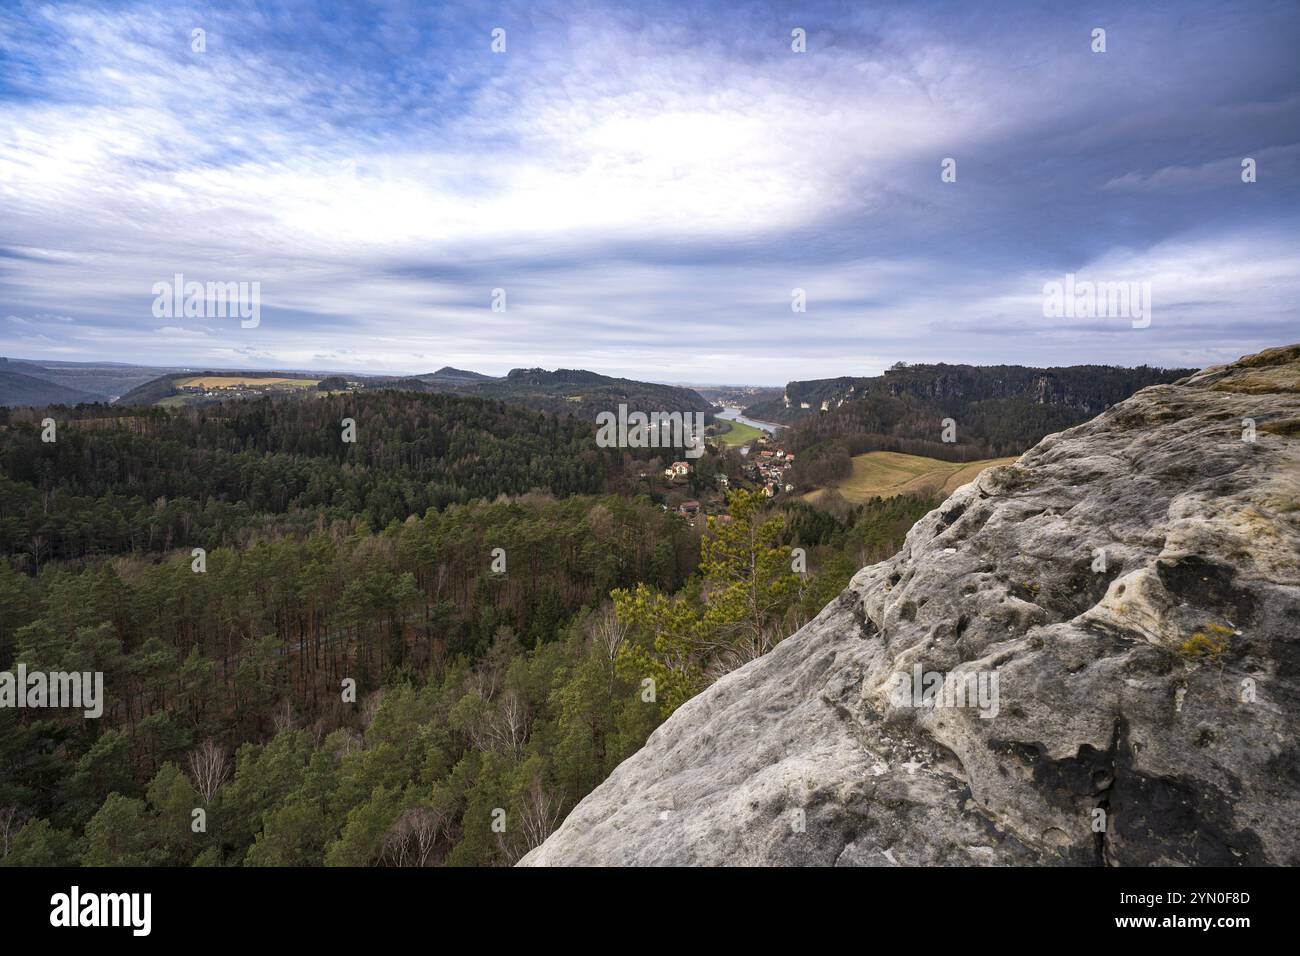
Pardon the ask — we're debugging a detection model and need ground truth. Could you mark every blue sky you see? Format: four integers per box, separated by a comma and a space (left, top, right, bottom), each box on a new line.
0, 0, 1297, 385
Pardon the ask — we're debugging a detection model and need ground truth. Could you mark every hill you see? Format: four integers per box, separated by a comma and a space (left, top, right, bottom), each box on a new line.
1, 357, 184, 404
745, 363, 1194, 427
427, 366, 497, 382
119, 370, 330, 407
367, 366, 714, 422
775, 362, 1194, 488
802, 451, 1018, 505
522, 344, 1300, 866
118, 363, 713, 423
0, 361, 99, 407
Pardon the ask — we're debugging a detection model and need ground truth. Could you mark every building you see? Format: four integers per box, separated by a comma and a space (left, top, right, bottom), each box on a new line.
664, 460, 692, 479
677, 500, 700, 518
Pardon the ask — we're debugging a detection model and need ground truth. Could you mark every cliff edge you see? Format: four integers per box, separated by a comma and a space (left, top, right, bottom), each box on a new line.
522, 345, 1300, 866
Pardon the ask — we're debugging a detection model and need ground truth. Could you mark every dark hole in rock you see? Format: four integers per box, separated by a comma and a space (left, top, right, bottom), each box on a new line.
1156, 555, 1258, 624
942, 502, 967, 524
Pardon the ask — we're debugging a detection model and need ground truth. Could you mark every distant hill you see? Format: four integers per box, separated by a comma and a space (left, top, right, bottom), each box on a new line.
773, 362, 1194, 488
747, 363, 1194, 426
118, 370, 323, 407
0, 357, 183, 405
117, 374, 182, 406
113, 363, 713, 423
365, 366, 714, 422
0, 360, 100, 407
693, 385, 783, 408
427, 366, 497, 383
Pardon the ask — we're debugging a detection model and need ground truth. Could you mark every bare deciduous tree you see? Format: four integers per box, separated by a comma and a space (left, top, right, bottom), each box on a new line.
187, 739, 231, 803
272, 698, 295, 734
0, 805, 22, 859
519, 775, 562, 853
587, 600, 629, 662
380, 807, 445, 867
489, 690, 530, 756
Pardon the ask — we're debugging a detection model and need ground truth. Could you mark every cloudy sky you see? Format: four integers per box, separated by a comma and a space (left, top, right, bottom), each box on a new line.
1, 0, 1297, 384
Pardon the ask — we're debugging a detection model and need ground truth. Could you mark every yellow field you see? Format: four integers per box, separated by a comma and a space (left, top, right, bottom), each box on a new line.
803, 451, 1018, 505
176, 376, 319, 389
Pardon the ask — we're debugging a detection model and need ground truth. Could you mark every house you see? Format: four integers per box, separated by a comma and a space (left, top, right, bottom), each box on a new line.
717, 474, 729, 487
677, 500, 700, 518
784, 454, 795, 463
764, 484, 776, 497
800, 401, 811, 409
664, 460, 692, 479
759, 450, 774, 459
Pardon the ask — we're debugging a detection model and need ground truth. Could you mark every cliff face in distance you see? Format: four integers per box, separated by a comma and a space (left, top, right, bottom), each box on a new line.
523, 345, 1300, 866
775, 363, 1196, 469
745, 363, 1193, 426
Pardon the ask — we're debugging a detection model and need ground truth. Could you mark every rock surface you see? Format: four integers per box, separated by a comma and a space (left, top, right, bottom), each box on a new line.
522, 346, 1300, 866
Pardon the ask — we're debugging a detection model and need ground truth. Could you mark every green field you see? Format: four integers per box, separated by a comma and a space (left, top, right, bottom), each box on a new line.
804, 451, 1018, 505
713, 418, 764, 447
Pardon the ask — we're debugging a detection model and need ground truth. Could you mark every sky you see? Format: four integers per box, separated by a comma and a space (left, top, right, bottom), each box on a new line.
0, 0, 1297, 385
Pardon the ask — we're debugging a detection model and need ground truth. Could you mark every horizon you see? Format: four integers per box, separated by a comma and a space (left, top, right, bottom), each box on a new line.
0, 349, 1210, 392
3, 1, 1298, 382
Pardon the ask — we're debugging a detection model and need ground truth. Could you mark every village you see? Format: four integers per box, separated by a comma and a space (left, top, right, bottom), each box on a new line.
657, 427, 796, 528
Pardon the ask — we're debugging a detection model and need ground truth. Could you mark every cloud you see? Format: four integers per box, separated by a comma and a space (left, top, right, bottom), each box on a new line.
0, 0, 1296, 382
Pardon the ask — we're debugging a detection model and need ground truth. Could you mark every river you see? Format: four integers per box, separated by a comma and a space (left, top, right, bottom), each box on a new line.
715, 406, 783, 434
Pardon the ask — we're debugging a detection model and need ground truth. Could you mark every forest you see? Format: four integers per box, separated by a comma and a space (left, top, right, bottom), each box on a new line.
0, 391, 932, 865
0, 392, 620, 564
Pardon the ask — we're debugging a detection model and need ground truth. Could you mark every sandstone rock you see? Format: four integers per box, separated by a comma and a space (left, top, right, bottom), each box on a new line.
522, 345, 1300, 866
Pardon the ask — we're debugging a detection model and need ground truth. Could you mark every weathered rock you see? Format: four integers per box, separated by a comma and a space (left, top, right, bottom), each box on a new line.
522, 345, 1300, 866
